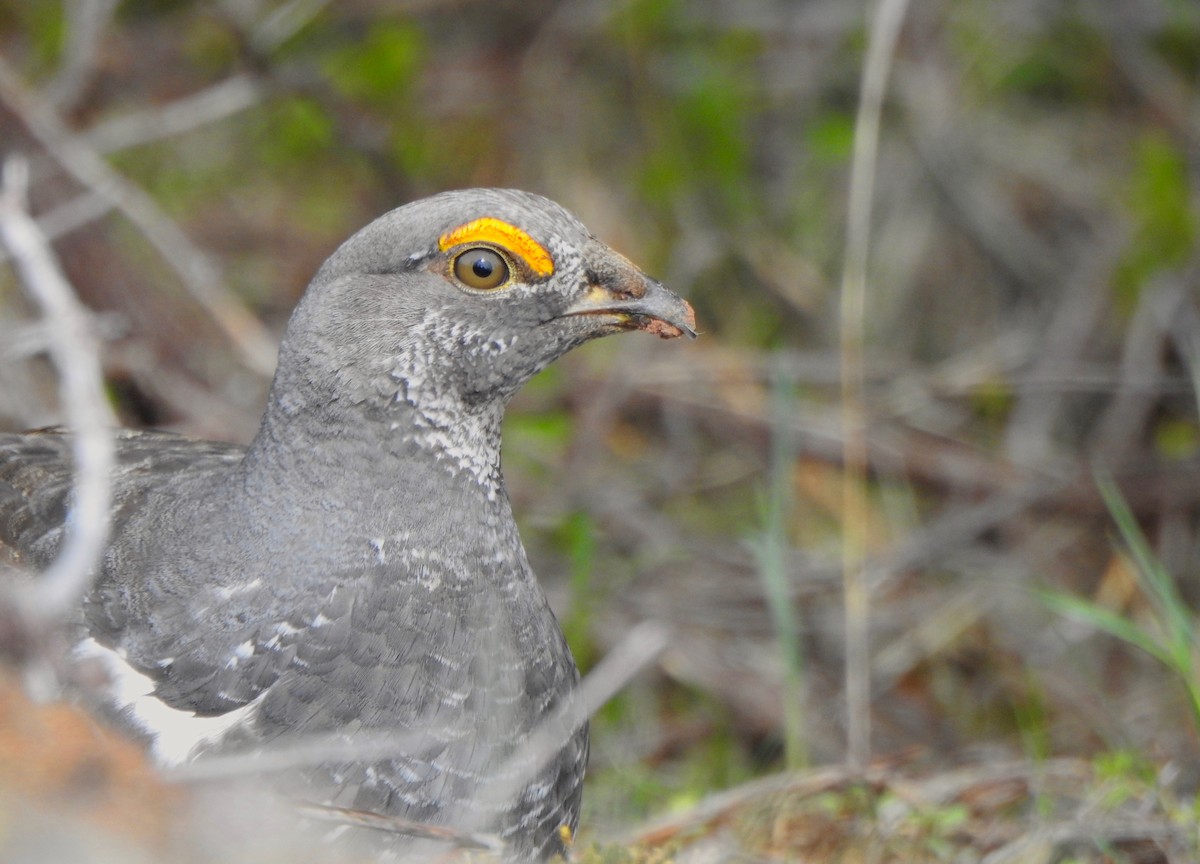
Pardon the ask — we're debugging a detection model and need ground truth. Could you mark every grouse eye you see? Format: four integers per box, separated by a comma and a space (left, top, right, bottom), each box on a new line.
453, 248, 509, 290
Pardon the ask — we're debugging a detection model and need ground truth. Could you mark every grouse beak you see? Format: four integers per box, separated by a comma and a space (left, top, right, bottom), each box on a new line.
562, 274, 698, 340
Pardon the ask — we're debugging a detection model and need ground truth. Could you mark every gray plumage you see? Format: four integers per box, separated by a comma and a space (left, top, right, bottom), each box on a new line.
0, 189, 695, 860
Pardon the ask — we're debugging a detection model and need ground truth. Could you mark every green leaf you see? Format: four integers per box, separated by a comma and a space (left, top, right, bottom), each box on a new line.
323, 21, 425, 109
260, 96, 335, 166
806, 112, 855, 165
1115, 132, 1198, 307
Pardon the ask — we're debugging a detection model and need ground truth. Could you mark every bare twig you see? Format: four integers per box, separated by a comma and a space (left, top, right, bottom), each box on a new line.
251, 0, 335, 51
45, 0, 121, 111
172, 620, 670, 855
863, 478, 1063, 593
0, 76, 264, 250
27, 189, 114, 244
838, 0, 911, 770
1088, 0, 1200, 148
83, 75, 263, 154
0, 56, 278, 377
0, 157, 115, 626
170, 727, 455, 784
466, 620, 671, 835
1003, 230, 1123, 466
1161, 270, 1200, 413
1089, 276, 1179, 465
908, 125, 1062, 294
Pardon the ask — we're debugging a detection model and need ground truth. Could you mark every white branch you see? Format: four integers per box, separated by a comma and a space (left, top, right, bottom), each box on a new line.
466, 619, 672, 835
83, 75, 263, 154
0, 156, 115, 623
45, 0, 121, 111
0, 57, 278, 377
169, 619, 671, 856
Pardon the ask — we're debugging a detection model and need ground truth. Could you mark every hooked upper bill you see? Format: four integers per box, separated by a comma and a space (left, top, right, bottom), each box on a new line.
562, 278, 697, 340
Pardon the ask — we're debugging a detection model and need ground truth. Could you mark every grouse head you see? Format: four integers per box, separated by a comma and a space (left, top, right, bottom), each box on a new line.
268, 189, 695, 435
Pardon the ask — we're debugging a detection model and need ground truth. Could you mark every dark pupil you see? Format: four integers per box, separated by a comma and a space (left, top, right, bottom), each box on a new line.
471, 257, 494, 279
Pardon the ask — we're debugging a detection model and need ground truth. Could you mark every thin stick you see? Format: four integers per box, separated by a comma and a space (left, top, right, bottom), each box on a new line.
45, 0, 121, 111
170, 726, 454, 784
838, 0, 912, 770
251, 0, 335, 51
173, 621, 670, 803
465, 619, 671, 835
0, 157, 115, 623
0, 57, 278, 377
83, 75, 262, 154
0, 76, 262, 253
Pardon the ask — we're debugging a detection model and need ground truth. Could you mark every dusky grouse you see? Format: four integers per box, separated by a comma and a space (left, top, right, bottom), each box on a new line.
0, 188, 696, 860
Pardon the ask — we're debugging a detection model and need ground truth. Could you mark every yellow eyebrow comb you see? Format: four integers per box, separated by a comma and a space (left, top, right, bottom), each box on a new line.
438, 217, 555, 277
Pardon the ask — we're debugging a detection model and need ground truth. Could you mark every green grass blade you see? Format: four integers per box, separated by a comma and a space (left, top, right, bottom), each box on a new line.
1040, 589, 1173, 666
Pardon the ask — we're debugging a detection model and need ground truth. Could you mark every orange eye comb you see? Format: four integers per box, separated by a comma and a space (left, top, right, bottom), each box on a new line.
438, 217, 554, 277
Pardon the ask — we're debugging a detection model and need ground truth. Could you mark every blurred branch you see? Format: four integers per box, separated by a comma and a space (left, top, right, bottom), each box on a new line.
862, 478, 1063, 593
0, 157, 114, 642
908, 125, 1061, 293
1087, 0, 1200, 149
1089, 275, 1182, 466
1162, 269, 1200, 413
897, 54, 1071, 297
0, 55, 278, 377
469, 620, 671, 834
104, 341, 258, 438
82, 75, 263, 154
606, 348, 1195, 399
174, 726, 467, 784
174, 620, 669, 855
5, 76, 264, 255
250, 0, 334, 51
622, 762, 872, 848
873, 582, 992, 691
642, 381, 1200, 515
44, 0, 121, 111
1002, 228, 1123, 466
26, 188, 113, 244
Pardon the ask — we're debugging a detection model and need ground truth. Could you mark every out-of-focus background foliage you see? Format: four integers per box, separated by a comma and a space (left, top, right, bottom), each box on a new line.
1, 0, 1199, 860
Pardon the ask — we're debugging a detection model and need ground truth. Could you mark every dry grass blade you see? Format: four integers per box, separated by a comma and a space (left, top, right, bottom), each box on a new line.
838, 0, 913, 770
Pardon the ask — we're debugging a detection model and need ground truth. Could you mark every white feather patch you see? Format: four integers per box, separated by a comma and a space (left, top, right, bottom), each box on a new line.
74, 637, 262, 767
